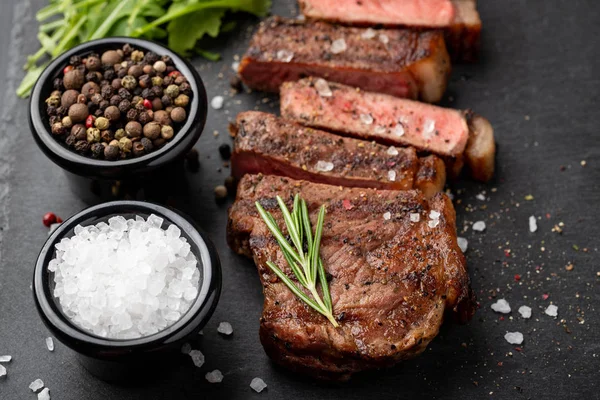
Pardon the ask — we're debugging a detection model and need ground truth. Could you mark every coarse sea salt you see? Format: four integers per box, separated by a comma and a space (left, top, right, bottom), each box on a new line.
315, 160, 334, 172
472, 221, 486, 232
211, 96, 224, 110
205, 370, 224, 383
423, 118, 435, 138
51, 215, 200, 339
428, 219, 439, 228
38, 388, 51, 400
518, 305, 532, 319
504, 332, 523, 345
46, 337, 54, 352
0, 364, 6, 378
217, 322, 233, 336
0, 355, 11, 362
457, 237, 468, 253
378, 34, 389, 44
250, 377, 267, 393
276, 49, 294, 63
387, 170, 396, 182
491, 299, 511, 314
29, 379, 44, 393
189, 350, 205, 368
374, 125, 387, 135
545, 304, 558, 317
393, 123, 405, 137
529, 216, 538, 233
330, 38, 347, 54
360, 113, 374, 125
383, 212, 391, 221
409, 213, 420, 223
429, 210, 441, 220
476, 193, 486, 201
387, 146, 399, 156
361, 28, 377, 40
314, 78, 332, 97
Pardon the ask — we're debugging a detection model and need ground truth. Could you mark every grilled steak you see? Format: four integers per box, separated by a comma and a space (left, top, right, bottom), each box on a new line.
298, 0, 481, 62
280, 78, 495, 181
227, 174, 475, 380
231, 111, 446, 197
238, 16, 451, 103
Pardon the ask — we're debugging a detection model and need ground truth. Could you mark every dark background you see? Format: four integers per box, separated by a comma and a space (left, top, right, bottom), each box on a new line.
0, 1, 598, 399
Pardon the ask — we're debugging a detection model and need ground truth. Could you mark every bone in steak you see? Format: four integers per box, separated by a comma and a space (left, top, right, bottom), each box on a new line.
298, 0, 481, 62
230, 111, 446, 197
238, 16, 451, 103
227, 174, 475, 380
280, 78, 495, 181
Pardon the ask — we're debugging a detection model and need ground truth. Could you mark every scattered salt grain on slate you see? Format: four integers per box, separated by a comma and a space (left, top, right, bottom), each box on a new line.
276, 49, 294, 62
472, 221, 486, 232
379, 34, 389, 44
360, 113, 374, 125
211, 96, 224, 110
518, 305, 532, 319
387, 170, 396, 182
314, 78, 332, 97
51, 215, 200, 339
29, 379, 44, 393
361, 28, 377, 39
189, 350, 205, 368
387, 146, 399, 156
394, 124, 405, 137
475, 193, 486, 201
217, 322, 233, 336
205, 369, 224, 383
545, 304, 558, 317
38, 388, 51, 400
504, 332, 524, 345
383, 212, 391, 221
46, 337, 54, 352
457, 237, 468, 253
0, 355, 11, 362
315, 160, 334, 172
181, 342, 192, 354
529, 216, 538, 233
410, 213, 420, 223
231, 61, 240, 71
330, 38, 347, 54
250, 377, 267, 393
491, 299, 511, 314
0, 364, 6, 378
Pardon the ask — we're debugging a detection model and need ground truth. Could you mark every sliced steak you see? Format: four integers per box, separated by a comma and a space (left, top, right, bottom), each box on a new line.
298, 0, 481, 62
238, 16, 451, 103
280, 78, 495, 181
227, 174, 475, 380
231, 111, 446, 197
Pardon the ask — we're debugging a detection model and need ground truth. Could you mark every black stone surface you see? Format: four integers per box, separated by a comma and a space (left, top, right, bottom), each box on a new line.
0, 1, 598, 399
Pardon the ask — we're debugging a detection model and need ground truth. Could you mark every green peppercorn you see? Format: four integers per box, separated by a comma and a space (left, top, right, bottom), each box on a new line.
95, 117, 110, 130
143, 122, 161, 139
153, 110, 171, 126
165, 84, 179, 98
101, 50, 122, 66
160, 125, 174, 140
151, 76, 163, 87
170, 107, 186, 123
131, 50, 144, 62
118, 137, 133, 153
104, 105, 120, 122
64, 69, 85, 90
174, 94, 189, 107
45, 95, 60, 108
86, 127, 101, 142
68, 103, 89, 123
51, 122, 66, 136
61, 116, 73, 129
121, 75, 137, 90
125, 121, 142, 138
61, 90, 79, 108
132, 142, 145, 157
113, 128, 125, 140
104, 144, 120, 160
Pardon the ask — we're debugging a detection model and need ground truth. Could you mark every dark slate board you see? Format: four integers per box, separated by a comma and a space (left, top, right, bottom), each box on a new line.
0, 1, 598, 399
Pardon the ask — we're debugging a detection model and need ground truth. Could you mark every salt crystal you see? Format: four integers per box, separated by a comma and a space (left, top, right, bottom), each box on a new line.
29, 379, 44, 393
409, 213, 420, 222
423, 118, 435, 138
504, 332, 524, 345
0, 364, 6, 378
330, 38, 347, 54
296, 14, 306, 21
428, 219, 439, 228
361, 28, 377, 39
476, 193, 486, 201
147, 214, 164, 228
189, 350, 205, 368
429, 210, 440, 220
387, 170, 396, 181
250, 377, 267, 393
383, 212, 391, 221
545, 304, 558, 317
378, 34, 389, 44
472, 221, 486, 232
314, 78, 332, 97
360, 113, 374, 125
276, 49, 294, 63
491, 299, 511, 314
217, 322, 233, 336
393, 123, 405, 137
374, 125, 387, 134
38, 388, 51, 400
205, 369, 224, 383
211, 96, 224, 110
457, 237, 468, 253
387, 146, 398, 156
518, 305, 532, 319
181, 342, 192, 354
46, 337, 54, 352
0, 355, 11, 362
315, 160, 334, 172
529, 216, 537, 233
231, 61, 240, 71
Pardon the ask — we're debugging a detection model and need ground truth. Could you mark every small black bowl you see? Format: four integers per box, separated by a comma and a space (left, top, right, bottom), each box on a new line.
33, 201, 221, 382
29, 38, 207, 205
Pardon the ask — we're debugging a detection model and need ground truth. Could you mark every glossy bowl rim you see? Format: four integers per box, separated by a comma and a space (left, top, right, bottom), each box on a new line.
33, 200, 221, 353
29, 37, 207, 174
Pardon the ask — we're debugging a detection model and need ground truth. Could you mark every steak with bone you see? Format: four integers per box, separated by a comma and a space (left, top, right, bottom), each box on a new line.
238, 16, 451, 103
230, 111, 446, 197
227, 174, 475, 380
298, 0, 481, 62
280, 78, 495, 181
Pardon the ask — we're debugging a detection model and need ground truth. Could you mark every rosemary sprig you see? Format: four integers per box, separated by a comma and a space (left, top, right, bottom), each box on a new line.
255, 195, 338, 327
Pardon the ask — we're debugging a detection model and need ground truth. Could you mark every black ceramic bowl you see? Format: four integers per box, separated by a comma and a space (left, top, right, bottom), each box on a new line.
28, 38, 207, 204
33, 201, 221, 382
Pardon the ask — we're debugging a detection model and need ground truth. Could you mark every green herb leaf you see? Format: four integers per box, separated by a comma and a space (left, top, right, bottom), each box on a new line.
167, 7, 225, 55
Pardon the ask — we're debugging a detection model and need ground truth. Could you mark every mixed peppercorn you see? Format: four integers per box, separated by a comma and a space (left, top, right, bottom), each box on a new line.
45, 44, 193, 160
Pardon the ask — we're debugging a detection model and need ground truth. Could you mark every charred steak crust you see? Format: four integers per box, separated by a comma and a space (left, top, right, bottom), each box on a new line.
227, 174, 475, 380
231, 111, 446, 197
238, 16, 451, 103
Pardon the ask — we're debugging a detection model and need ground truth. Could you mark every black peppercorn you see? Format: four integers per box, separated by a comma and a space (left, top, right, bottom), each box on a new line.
99, 100, 109, 111
101, 85, 113, 99
126, 108, 138, 121
144, 51, 160, 64
140, 137, 153, 152
91, 93, 103, 105
161, 95, 172, 107
51, 122, 66, 136
153, 138, 166, 148
94, 109, 103, 117
85, 71, 100, 83
219, 144, 232, 160
135, 102, 145, 113
69, 55, 82, 66
53, 77, 63, 90
91, 142, 104, 158
179, 82, 192, 96
75, 140, 90, 153
118, 88, 132, 101
174, 76, 186, 85
138, 74, 152, 89
109, 95, 121, 106
49, 116, 60, 125
103, 69, 116, 82
161, 55, 172, 65
104, 144, 120, 160
163, 76, 173, 86
65, 134, 77, 147
229, 75, 242, 92
87, 101, 99, 114
133, 87, 143, 96
55, 106, 67, 117
141, 88, 153, 99
132, 141, 145, 157
166, 66, 175, 74
117, 68, 128, 79
47, 106, 57, 116
122, 43, 133, 55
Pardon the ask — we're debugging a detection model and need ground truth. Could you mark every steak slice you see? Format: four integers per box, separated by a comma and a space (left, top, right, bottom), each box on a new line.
227, 174, 475, 380
231, 111, 446, 198
298, 0, 481, 62
238, 16, 451, 103
280, 78, 495, 181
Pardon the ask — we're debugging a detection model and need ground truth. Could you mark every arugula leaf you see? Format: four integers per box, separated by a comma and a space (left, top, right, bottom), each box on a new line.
167, 4, 225, 55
